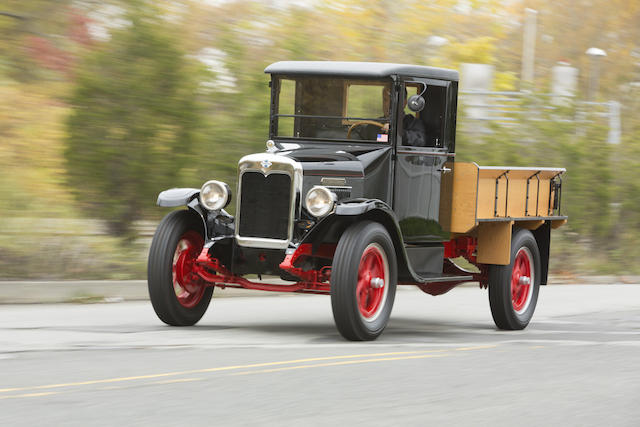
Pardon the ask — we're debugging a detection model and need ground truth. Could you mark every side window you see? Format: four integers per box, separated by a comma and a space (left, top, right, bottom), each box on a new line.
400, 82, 448, 148
400, 84, 425, 147
422, 85, 447, 148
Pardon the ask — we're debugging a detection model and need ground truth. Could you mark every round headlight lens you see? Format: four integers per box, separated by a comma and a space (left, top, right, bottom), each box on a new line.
200, 180, 231, 211
305, 186, 335, 218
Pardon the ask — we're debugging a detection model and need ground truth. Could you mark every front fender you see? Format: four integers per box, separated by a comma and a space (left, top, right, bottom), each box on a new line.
300, 199, 395, 243
299, 199, 423, 283
334, 199, 391, 216
156, 188, 236, 242
155, 188, 205, 238
157, 188, 199, 207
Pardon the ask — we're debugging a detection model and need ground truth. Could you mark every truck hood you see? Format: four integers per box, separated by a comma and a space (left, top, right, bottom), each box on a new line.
277, 143, 392, 177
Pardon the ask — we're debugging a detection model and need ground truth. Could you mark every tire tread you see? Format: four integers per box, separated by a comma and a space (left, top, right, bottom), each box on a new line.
147, 210, 212, 326
488, 228, 540, 330
331, 221, 397, 341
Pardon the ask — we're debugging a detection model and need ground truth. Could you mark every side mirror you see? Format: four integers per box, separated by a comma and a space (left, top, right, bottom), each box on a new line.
407, 95, 425, 112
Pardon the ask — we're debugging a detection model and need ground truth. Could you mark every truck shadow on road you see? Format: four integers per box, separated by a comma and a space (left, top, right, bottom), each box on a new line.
182, 317, 496, 343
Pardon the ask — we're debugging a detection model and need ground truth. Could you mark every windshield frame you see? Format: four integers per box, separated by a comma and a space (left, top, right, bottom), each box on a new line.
269, 75, 397, 145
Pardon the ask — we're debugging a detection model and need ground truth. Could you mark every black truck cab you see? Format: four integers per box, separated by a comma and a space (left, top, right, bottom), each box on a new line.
265, 61, 459, 250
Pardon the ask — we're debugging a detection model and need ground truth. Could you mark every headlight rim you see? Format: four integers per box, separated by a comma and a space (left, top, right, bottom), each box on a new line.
199, 180, 231, 211
305, 185, 336, 218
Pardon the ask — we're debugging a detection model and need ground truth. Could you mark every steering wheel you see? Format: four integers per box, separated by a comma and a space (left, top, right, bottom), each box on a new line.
346, 120, 386, 139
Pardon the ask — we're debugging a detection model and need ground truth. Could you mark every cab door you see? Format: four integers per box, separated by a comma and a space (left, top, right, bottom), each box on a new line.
392, 78, 454, 244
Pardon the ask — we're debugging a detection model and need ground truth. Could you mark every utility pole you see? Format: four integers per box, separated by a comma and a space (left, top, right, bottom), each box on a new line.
521, 8, 537, 87
586, 47, 607, 101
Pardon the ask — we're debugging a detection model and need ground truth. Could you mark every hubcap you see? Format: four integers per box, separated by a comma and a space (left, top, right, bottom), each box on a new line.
518, 276, 531, 286
356, 243, 389, 322
370, 277, 384, 289
172, 231, 205, 308
511, 247, 534, 314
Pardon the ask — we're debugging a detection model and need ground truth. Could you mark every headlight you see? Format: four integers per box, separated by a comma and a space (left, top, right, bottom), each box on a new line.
200, 180, 231, 211
305, 186, 336, 218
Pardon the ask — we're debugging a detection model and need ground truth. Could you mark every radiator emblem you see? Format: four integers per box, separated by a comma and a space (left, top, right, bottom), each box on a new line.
260, 159, 272, 169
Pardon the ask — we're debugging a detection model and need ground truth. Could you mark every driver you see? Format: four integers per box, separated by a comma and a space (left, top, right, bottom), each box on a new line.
381, 86, 426, 147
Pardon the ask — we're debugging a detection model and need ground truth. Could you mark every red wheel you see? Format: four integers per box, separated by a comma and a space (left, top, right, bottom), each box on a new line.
148, 210, 213, 326
172, 231, 206, 308
511, 247, 534, 314
356, 243, 389, 321
488, 228, 540, 330
331, 221, 397, 341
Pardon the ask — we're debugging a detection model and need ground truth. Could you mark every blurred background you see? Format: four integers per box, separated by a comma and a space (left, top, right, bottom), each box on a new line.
1, 0, 639, 281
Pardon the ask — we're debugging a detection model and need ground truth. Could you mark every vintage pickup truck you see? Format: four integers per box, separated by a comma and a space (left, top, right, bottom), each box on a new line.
148, 61, 566, 341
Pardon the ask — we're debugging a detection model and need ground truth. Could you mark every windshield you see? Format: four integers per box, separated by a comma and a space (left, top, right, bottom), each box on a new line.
273, 76, 392, 143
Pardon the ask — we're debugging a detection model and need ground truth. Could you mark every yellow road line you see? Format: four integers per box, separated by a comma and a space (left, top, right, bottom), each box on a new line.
0, 391, 59, 400
152, 377, 203, 385
455, 344, 497, 351
232, 353, 450, 376
0, 345, 497, 394
0, 349, 446, 394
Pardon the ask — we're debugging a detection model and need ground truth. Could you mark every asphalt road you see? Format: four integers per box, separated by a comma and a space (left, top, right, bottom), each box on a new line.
1, 284, 639, 426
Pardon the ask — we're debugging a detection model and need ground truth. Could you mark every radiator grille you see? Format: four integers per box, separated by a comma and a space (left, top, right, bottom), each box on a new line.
238, 172, 292, 240
327, 186, 352, 201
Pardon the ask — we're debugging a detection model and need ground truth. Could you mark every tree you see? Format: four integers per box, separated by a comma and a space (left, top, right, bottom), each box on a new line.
65, 1, 203, 236
0, 0, 92, 81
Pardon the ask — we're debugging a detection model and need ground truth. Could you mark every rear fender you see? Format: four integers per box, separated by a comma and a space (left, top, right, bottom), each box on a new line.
531, 222, 551, 285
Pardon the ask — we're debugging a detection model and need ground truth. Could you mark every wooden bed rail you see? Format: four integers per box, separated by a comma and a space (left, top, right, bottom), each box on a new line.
440, 162, 566, 234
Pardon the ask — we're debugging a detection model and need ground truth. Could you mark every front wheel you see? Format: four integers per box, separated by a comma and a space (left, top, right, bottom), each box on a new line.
147, 210, 213, 326
331, 221, 397, 341
488, 228, 541, 330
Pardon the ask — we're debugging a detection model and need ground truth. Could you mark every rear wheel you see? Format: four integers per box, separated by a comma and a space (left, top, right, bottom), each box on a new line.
148, 210, 213, 326
331, 221, 397, 341
488, 228, 541, 330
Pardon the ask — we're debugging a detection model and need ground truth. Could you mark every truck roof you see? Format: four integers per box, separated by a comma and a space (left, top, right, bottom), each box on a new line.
265, 61, 459, 82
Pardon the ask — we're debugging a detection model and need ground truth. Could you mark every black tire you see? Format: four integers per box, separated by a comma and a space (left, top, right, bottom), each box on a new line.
488, 228, 541, 330
147, 210, 213, 326
331, 221, 397, 341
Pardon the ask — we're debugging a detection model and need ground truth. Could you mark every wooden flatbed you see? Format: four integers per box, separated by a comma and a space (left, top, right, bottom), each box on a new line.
441, 162, 566, 264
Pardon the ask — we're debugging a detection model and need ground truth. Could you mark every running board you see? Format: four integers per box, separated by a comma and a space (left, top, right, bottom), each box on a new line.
409, 273, 473, 284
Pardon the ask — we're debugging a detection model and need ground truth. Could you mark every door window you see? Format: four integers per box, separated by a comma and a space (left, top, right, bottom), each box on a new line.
399, 82, 448, 149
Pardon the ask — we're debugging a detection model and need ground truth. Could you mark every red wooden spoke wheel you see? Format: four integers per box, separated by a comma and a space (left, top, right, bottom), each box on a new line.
148, 210, 213, 326
356, 243, 389, 321
510, 247, 534, 314
488, 228, 540, 331
331, 221, 397, 341
172, 231, 205, 308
